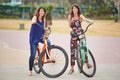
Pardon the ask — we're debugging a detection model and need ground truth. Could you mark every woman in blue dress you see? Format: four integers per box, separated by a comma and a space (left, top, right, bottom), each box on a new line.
28, 7, 51, 76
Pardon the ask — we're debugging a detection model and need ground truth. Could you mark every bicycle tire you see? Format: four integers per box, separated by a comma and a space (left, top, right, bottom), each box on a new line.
38, 45, 69, 78
76, 47, 96, 77
33, 50, 41, 74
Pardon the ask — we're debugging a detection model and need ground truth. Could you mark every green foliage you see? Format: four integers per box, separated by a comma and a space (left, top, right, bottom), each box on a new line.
0, 0, 4, 3
87, 5, 94, 17
20, 3, 33, 8
0, 0, 116, 20
38, 3, 53, 13
80, 0, 115, 19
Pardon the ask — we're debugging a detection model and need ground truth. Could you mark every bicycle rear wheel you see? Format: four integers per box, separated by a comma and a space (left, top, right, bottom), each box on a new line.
38, 45, 69, 78
33, 50, 41, 74
76, 47, 96, 77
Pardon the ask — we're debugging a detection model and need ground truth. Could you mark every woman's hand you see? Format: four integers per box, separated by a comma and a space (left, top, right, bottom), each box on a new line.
31, 16, 37, 24
89, 20, 95, 24
80, 15, 95, 24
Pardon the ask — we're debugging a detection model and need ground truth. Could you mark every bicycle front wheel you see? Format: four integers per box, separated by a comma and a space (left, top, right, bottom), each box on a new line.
38, 45, 69, 78
76, 47, 96, 77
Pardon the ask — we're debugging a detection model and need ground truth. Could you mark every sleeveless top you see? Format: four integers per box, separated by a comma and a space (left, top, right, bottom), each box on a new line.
71, 20, 82, 33
29, 18, 44, 44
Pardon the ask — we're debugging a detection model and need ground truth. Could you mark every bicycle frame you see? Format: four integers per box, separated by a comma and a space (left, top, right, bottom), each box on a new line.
77, 23, 93, 64
75, 22, 96, 77
77, 34, 89, 64
36, 22, 53, 63
34, 23, 69, 78
38, 37, 69, 78
38, 39, 54, 63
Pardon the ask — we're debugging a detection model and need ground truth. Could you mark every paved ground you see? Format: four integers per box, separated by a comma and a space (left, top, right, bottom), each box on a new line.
0, 30, 120, 80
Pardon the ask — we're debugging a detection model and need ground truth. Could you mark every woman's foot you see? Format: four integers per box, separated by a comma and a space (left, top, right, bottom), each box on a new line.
44, 59, 55, 63
86, 62, 92, 69
68, 69, 74, 75
28, 71, 32, 76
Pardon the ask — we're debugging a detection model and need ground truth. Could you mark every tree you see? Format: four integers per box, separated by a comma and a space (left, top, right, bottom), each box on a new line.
69, 0, 75, 5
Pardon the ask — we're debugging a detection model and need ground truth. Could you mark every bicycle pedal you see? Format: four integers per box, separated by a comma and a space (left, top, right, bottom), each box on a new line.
78, 69, 82, 73
79, 70, 82, 73
44, 60, 55, 64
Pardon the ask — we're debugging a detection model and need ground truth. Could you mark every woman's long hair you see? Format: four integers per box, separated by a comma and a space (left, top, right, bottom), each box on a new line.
34, 7, 46, 21
34, 7, 47, 27
70, 4, 81, 18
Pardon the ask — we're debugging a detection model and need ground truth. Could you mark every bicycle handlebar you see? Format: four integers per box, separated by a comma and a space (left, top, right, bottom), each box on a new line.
70, 22, 94, 37
83, 22, 93, 34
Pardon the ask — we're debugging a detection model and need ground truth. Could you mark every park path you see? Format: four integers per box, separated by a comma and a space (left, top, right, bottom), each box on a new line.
0, 30, 120, 80
0, 30, 120, 64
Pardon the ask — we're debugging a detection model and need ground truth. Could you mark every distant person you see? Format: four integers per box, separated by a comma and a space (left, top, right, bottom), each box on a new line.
28, 7, 51, 76
68, 4, 94, 74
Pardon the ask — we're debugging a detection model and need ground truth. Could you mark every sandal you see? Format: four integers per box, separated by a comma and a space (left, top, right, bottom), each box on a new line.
68, 69, 74, 75
28, 71, 32, 76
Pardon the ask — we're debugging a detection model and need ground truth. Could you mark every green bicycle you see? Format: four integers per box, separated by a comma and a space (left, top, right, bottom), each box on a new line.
71, 22, 96, 77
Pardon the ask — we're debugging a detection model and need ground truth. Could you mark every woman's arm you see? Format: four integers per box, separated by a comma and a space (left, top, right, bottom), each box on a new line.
31, 16, 37, 24
44, 17, 47, 28
68, 15, 72, 31
80, 15, 94, 23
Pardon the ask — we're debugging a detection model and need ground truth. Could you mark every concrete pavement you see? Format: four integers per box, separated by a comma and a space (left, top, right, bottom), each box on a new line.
0, 30, 120, 80
0, 64, 120, 80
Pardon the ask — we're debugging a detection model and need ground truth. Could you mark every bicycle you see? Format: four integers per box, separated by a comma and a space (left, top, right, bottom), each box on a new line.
33, 24, 51, 74
33, 23, 69, 78
70, 22, 96, 77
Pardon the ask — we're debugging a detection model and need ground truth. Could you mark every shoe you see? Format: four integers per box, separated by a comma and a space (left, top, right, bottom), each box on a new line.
68, 69, 74, 75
